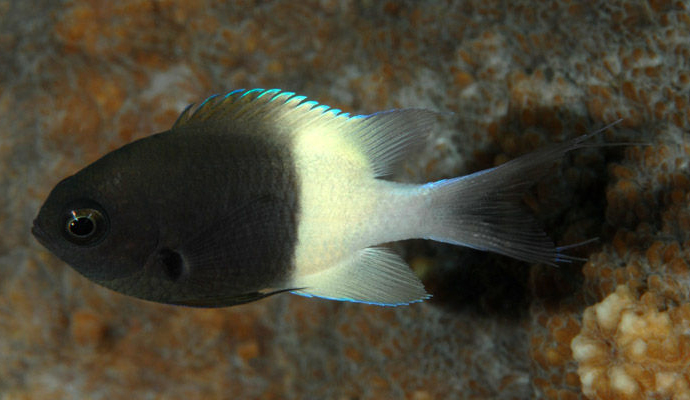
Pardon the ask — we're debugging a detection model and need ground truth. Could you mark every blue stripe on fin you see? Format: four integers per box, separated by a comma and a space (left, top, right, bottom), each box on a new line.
298, 100, 319, 109
224, 89, 245, 99
198, 94, 220, 107
287, 95, 307, 105
272, 91, 295, 102
172, 88, 393, 142
289, 247, 429, 306
290, 290, 427, 306
312, 104, 330, 113
240, 88, 265, 98
171, 103, 196, 127
257, 88, 281, 99
189, 94, 222, 120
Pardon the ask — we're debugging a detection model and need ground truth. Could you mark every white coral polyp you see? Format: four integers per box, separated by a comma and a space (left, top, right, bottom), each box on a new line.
571, 284, 690, 400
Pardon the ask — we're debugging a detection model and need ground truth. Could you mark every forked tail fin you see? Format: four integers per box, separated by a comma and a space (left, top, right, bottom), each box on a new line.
423, 121, 621, 265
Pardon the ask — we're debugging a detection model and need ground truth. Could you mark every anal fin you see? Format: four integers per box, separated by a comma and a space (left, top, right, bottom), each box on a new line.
291, 247, 429, 306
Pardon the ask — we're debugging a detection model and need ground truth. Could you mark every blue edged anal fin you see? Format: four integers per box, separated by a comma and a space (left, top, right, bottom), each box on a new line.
291, 247, 429, 306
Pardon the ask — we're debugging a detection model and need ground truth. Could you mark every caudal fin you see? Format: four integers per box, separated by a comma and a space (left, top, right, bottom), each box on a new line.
423, 121, 621, 265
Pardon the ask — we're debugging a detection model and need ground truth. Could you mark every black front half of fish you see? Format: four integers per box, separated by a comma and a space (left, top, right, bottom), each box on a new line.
34, 118, 300, 307
148, 121, 300, 306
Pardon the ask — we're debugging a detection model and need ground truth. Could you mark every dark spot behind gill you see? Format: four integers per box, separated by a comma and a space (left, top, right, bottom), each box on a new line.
158, 248, 185, 282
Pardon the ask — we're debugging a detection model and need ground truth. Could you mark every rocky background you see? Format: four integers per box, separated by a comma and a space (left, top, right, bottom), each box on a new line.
1, 1, 689, 399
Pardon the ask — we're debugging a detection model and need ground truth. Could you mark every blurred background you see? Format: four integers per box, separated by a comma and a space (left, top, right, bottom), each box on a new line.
1, 1, 689, 399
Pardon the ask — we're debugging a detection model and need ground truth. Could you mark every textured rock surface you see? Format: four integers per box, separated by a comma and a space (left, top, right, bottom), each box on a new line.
1, 0, 689, 399
572, 285, 690, 400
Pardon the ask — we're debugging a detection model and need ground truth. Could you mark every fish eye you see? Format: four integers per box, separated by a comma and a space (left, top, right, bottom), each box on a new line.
63, 207, 108, 245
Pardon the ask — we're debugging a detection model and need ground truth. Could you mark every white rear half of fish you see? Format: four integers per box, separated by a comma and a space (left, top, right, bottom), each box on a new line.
258, 89, 611, 306
292, 126, 434, 305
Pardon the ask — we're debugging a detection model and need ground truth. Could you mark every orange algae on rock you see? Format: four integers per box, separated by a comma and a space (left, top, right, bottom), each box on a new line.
571, 285, 690, 400
70, 309, 109, 346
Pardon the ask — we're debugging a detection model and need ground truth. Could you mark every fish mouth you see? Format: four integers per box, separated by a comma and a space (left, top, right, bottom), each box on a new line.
31, 219, 51, 247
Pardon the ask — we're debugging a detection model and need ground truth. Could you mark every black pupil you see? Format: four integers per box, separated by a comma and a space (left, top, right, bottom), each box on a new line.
69, 217, 95, 237
63, 206, 107, 245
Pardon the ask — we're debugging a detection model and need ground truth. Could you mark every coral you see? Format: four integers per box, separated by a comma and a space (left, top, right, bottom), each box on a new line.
572, 285, 690, 400
521, 2, 690, 398
568, 126, 690, 400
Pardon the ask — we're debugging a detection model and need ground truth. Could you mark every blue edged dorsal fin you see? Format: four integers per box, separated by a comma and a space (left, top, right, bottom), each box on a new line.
290, 247, 429, 306
172, 89, 440, 177
171, 88, 345, 130
172, 89, 282, 129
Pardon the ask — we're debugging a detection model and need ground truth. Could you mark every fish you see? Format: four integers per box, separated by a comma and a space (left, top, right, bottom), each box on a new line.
32, 88, 615, 307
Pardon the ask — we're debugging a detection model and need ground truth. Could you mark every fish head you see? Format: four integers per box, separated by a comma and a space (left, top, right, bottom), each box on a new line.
31, 132, 290, 307
32, 151, 163, 299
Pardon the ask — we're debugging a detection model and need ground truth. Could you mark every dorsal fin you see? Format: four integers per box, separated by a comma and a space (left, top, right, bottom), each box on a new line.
171, 89, 439, 177
172, 89, 296, 129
